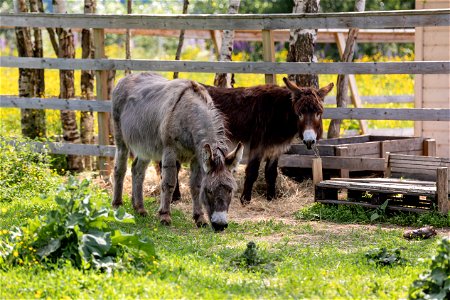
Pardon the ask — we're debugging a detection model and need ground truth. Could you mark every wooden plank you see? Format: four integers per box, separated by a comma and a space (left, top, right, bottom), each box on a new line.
389, 154, 450, 163
335, 147, 350, 177
337, 141, 380, 157
3, 97, 446, 122
324, 95, 414, 105
2, 57, 450, 75
316, 199, 430, 213
286, 144, 335, 156
312, 157, 323, 185
323, 108, 450, 121
0, 96, 111, 112
1, 10, 449, 30
6, 140, 116, 157
329, 177, 436, 186
424, 139, 437, 156
94, 28, 112, 177
278, 155, 385, 171
320, 135, 372, 145
437, 167, 449, 214
424, 45, 450, 60
380, 138, 424, 154
317, 180, 436, 195
262, 30, 276, 85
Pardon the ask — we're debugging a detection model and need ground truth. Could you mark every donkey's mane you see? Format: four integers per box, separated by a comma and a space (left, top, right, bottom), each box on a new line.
293, 88, 324, 113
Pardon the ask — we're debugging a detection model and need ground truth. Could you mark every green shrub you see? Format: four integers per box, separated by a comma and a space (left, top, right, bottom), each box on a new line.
409, 238, 450, 300
0, 177, 156, 273
365, 247, 407, 266
0, 139, 60, 202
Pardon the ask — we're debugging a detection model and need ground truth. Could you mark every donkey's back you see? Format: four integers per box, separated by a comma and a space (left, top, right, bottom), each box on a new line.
112, 72, 211, 162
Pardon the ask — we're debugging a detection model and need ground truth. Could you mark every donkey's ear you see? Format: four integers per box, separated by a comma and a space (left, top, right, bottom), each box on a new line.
225, 142, 244, 172
283, 77, 301, 94
317, 82, 334, 99
201, 143, 214, 173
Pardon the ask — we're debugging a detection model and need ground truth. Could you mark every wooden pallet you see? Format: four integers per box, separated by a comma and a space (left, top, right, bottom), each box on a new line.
315, 178, 439, 213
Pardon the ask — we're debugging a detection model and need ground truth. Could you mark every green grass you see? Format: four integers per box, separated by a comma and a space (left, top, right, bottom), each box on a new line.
1, 143, 447, 299
1, 193, 446, 299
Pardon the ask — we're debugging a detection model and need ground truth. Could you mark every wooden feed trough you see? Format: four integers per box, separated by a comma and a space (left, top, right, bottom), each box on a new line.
279, 135, 436, 179
314, 154, 450, 214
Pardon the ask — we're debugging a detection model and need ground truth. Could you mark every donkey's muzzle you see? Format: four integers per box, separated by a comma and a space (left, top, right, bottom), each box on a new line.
212, 222, 228, 232
303, 139, 315, 150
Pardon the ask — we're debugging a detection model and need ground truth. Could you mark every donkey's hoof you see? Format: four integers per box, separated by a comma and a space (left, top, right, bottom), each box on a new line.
135, 207, 149, 217
111, 201, 123, 208
266, 192, 277, 201
240, 196, 251, 206
194, 215, 208, 228
159, 213, 172, 226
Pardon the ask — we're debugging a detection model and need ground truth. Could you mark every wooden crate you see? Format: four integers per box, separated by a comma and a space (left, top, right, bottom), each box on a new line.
279, 135, 436, 179
314, 154, 450, 214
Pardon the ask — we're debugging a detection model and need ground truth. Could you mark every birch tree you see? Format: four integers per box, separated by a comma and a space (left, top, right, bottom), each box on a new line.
15, 0, 46, 139
80, 0, 96, 170
213, 0, 240, 88
286, 0, 320, 88
54, 0, 83, 171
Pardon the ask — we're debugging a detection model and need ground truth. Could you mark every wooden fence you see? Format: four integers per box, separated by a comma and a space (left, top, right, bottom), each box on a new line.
1, 9, 449, 175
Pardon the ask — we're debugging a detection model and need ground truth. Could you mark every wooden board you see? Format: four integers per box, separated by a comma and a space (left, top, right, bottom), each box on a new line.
315, 199, 429, 213
1, 9, 448, 30
2, 57, 450, 75
278, 155, 385, 171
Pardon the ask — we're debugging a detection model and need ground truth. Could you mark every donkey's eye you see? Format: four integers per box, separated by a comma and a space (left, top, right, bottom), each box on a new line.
298, 113, 304, 120
315, 113, 322, 120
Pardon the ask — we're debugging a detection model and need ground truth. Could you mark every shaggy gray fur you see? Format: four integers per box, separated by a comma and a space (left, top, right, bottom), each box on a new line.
111, 72, 243, 231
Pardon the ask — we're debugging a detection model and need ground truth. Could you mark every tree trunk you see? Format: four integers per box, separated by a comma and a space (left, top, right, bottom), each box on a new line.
80, 0, 96, 170
54, 0, 83, 171
213, 0, 240, 88
125, 0, 132, 76
286, 0, 319, 88
173, 0, 189, 79
327, 0, 366, 138
15, 0, 46, 139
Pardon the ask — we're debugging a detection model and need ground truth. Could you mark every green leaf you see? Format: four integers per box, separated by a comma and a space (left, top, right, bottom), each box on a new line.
370, 213, 380, 222
37, 238, 61, 258
114, 207, 135, 224
79, 230, 112, 264
380, 200, 389, 210
111, 230, 156, 258
430, 268, 447, 285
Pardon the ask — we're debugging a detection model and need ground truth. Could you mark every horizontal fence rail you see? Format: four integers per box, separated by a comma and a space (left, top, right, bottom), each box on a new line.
1, 9, 449, 30
2, 57, 449, 74
2, 96, 449, 121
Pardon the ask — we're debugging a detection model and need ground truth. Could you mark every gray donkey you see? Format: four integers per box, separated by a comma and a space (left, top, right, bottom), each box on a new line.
111, 72, 243, 231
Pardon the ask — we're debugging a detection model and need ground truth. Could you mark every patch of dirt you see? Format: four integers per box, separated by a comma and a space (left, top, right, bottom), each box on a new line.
95, 164, 315, 224
92, 164, 450, 240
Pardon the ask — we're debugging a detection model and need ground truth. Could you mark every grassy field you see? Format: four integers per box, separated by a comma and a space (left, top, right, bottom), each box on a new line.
1, 143, 448, 299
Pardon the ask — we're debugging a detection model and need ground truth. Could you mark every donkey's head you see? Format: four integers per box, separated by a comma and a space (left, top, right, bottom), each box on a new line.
200, 142, 243, 232
283, 78, 334, 149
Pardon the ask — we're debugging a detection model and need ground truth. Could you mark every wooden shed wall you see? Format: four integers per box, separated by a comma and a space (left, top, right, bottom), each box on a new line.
415, 0, 450, 157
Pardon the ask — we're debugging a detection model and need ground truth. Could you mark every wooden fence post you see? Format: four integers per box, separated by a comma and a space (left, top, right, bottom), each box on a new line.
312, 157, 323, 185
335, 146, 350, 178
423, 138, 436, 156
262, 30, 276, 85
436, 167, 449, 214
93, 28, 111, 177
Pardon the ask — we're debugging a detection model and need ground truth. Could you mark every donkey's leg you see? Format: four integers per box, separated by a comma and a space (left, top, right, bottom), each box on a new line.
112, 132, 129, 208
240, 155, 262, 205
131, 157, 150, 216
157, 160, 181, 203
172, 161, 182, 202
265, 157, 279, 201
159, 148, 177, 225
190, 160, 208, 227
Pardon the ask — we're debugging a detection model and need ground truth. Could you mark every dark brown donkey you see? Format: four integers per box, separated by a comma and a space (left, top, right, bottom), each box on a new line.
171, 77, 333, 205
